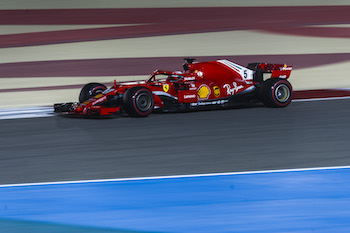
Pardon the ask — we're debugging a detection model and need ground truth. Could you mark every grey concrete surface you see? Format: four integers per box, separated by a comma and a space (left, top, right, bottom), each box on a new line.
1, 99, 350, 185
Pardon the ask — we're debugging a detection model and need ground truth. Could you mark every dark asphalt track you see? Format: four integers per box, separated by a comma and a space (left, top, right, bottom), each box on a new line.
1, 99, 350, 185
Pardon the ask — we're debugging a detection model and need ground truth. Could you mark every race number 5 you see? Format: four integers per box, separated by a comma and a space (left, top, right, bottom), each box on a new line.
243, 70, 247, 79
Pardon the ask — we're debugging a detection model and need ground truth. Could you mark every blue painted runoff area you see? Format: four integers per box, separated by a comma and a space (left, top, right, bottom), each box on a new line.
1, 168, 350, 233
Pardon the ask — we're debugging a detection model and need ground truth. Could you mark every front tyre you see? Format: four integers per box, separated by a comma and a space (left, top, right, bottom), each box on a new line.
79, 83, 107, 103
260, 78, 292, 107
123, 87, 154, 117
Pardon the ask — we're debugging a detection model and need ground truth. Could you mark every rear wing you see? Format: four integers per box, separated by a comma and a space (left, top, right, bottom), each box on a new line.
247, 63, 293, 81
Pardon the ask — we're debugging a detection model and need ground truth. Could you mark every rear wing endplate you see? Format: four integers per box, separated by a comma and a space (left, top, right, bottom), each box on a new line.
247, 63, 293, 80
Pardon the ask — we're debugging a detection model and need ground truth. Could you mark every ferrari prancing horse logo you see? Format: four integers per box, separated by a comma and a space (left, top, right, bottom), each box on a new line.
163, 84, 169, 92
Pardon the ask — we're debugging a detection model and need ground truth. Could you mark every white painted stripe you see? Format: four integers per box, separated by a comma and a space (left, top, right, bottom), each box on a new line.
217, 59, 254, 81
0, 24, 145, 36
305, 24, 350, 28
152, 91, 178, 99
0, 95, 349, 120
0, 106, 53, 120
217, 60, 241, 73
1, 165, 350, 188
292, 96, 350, 102
221, 60, 244, 70
0, 76, 147, 90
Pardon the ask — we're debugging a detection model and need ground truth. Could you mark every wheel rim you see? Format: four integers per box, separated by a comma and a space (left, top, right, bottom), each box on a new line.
275, 84, 290, 103
135, 92, 152, 112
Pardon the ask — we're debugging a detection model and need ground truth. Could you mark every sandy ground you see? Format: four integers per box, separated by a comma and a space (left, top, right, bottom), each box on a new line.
0, 24, 144, 35
2, 30, 350, 64
1, 1, 350, 108
2, 31, 350, 107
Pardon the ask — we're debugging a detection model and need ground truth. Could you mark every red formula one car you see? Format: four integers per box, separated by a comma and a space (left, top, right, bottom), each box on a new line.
54, 58, 293, 117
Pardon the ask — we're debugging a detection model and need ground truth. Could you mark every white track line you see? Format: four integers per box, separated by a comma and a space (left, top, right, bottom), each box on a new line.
0, 106, 53, 120
292, 96, 350, 102
0, 96, 348, 120
1, 165, 350, 188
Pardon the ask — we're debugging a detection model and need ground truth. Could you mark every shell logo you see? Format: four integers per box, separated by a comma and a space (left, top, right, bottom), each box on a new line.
197, 85, 211, 100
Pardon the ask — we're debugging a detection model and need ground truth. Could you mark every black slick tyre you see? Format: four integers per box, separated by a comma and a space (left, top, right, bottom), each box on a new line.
123, 87, 154, 117
260, 78, 292, 107
79, 83, 107, 103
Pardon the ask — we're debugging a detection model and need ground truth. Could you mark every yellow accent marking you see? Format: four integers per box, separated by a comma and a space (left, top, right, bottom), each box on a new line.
94, 94, 103, 98
163, 84, 170, 92
213, 86, 220, 97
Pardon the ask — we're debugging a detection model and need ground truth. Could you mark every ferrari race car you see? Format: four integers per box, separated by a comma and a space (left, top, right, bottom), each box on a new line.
54, 58, 293, 117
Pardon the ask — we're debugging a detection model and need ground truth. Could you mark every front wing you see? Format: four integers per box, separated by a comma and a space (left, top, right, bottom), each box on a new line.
54, 102, 121, 116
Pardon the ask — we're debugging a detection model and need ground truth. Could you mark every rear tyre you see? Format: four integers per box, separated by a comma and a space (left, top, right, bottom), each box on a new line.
259, 78, 292, 107
79, 83, 107, 103
123, 87, 154, 117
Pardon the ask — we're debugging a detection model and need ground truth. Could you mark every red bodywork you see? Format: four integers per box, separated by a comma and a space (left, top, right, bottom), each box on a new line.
55, 59, 292, 116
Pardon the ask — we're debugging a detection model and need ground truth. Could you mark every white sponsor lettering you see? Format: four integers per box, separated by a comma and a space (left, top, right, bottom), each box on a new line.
190, 99, 229, 106
223, 82, 244, 95
184, 77, 196, 81
184, 94, 196, 99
